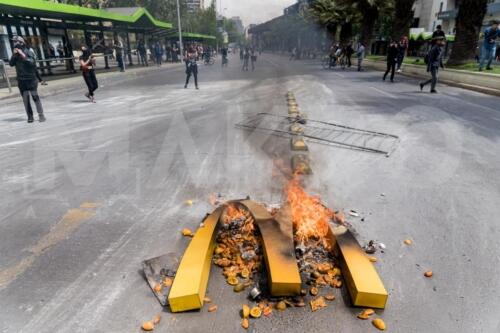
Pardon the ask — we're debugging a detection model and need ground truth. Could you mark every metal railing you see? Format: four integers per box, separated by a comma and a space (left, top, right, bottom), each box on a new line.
0, 59, 12, 93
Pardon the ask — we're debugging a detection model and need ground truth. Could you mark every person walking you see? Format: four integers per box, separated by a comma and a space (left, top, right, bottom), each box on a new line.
9, 36, 45, 123
184, 47, 199, 90
420, 37, 445, 93
479, 20, 499, 71
79, 45, 98, 103
383, 40, 399, 82
357, 43, 366, 71
396, 36, 408, 73
114, 38, 125, 72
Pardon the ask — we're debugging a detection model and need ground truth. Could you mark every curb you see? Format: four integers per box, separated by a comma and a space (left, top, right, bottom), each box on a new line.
0, 63, 183, 104
364, 59, 500, 97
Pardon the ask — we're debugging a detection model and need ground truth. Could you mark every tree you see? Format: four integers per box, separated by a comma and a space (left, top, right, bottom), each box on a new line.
308, 0, 342, 40
350, 0, 393, 47
447, 0, 488, 65
391, 0, 416, 41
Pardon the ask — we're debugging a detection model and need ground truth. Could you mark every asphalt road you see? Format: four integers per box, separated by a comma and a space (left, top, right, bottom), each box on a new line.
0, 53, 499, 333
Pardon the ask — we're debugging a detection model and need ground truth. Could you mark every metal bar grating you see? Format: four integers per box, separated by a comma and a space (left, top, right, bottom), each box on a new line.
236, 113, 400, 156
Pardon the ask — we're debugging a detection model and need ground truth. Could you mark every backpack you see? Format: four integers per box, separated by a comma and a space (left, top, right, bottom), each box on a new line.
424, 52, 430, 65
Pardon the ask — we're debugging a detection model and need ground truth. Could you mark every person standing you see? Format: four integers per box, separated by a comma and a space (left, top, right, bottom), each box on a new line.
137, 40, 148, 66
420, 37, 445, 93
396, 36, 408, 73
154, 42, 163, 67
479, 20, 499, 71
114, 38, 125, 72
357, 43, 366, 71
431, 25, 446, 44
9, 36, 45, 123
79, 45, 98, 103
250, 48, 257, 71
56, 41, 64, 61
242, 47, 250, 71
345, 42, 354, 68
184, 47, 199, 89
221, 46, 228, 67
383, 40, 399, 82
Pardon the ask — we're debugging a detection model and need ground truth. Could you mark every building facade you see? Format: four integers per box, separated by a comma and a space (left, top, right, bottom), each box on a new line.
413, 0, 500, 35
186, 0, 204, 12
229, 16, 244, 35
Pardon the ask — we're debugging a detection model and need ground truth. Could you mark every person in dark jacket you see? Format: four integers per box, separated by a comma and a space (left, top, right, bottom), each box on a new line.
431, 25, 446, 45
79, 45, 98, 103
383, 40, 399, 82
345, 43, 354, 67
9, 36, 45, 123
184, 47, 199, 89
137, 40, 148, 66
420, 37, 445, 93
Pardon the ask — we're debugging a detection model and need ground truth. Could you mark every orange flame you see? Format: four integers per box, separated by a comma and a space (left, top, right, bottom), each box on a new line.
285, 175, 335, 244
222, 203, 247, 224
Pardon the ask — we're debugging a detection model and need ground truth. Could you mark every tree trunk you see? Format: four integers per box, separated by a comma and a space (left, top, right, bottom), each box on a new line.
391, 0, 416, 41
447, 0, 488, 65
339, 21, 352, 44
359, 5, 378, 51
326, 23, 338, 42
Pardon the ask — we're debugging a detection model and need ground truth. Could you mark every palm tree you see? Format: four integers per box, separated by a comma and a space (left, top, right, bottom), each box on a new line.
307, 0, 342, 41
447, 0, 488, 65
350, 0, 394, 47
391, 0, 416, 41
307, 0, 358, 43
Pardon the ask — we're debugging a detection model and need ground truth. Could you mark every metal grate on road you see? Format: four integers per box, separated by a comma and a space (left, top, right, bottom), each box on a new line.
236, 113, 400, 156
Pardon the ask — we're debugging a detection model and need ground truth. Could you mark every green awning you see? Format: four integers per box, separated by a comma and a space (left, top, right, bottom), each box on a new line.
166, 32, 216, 40
409, 32, 455, 42
0, 0, 172, 29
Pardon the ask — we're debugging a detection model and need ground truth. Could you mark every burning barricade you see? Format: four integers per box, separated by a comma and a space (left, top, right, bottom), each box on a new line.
143, 174, 387, 331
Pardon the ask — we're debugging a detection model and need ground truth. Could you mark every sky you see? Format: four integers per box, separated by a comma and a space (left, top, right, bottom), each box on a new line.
213, 0, 297, 27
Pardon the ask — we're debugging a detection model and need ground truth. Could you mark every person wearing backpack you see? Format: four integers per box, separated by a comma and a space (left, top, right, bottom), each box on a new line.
420, 37, 445, 93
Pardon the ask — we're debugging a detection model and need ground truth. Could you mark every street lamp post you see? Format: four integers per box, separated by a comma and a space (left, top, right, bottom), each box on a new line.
176, 0, 184, 62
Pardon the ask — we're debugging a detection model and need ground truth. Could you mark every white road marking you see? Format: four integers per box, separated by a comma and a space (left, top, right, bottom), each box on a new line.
370, 86, 396, 99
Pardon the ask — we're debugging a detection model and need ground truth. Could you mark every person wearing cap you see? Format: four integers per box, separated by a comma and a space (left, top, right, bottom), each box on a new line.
9, 36, 46, 123
479, 20, 499, 71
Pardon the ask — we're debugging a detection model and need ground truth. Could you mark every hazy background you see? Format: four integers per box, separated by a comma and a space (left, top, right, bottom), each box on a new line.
216, 0, 296, 26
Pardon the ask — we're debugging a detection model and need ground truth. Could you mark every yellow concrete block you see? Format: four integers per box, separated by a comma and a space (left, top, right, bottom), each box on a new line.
291, 137, 308, 151
168, 207, 223, 312
254, 205, 301, 296
291, 154, 312, 174
290, 123, 304, 134
330, 226, 388, 309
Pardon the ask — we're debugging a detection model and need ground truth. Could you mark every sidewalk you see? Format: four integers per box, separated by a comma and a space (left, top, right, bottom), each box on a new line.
364, 58, 500, 96
0, 62, 183, 104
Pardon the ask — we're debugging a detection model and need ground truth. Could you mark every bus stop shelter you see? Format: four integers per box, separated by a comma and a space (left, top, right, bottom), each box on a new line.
0, 0, 173, 74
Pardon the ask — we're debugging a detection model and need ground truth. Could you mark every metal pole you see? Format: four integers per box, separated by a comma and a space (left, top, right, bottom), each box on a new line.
176, 0, 184, 62
0, 60, 12, 93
